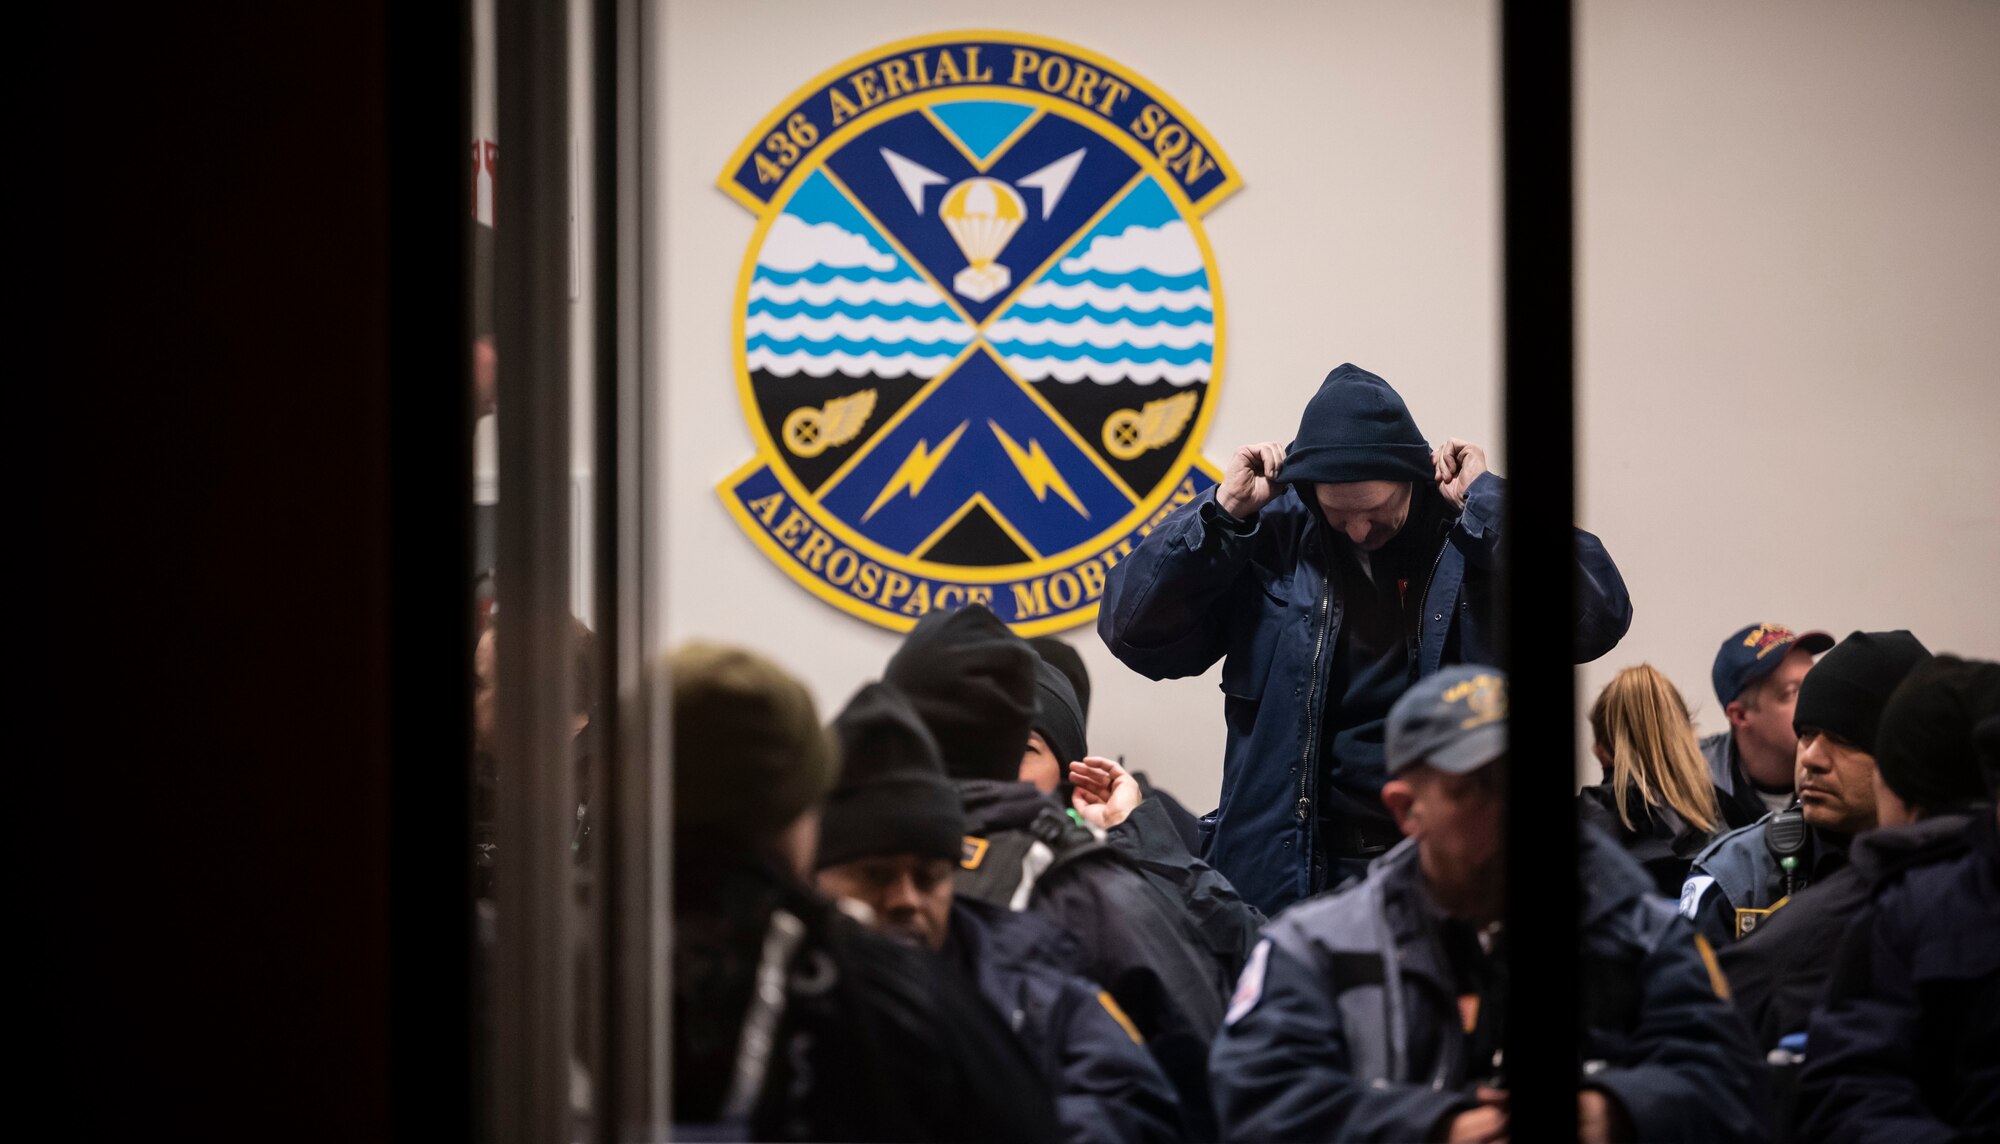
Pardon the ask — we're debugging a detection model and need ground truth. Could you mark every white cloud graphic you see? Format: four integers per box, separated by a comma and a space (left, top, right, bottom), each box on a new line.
1059, 220, 1203, 277
757, 213, 898, 273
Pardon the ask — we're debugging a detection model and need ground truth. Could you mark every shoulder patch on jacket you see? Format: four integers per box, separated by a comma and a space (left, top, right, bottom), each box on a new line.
1225, 938, 1272, 1026
1679, 874, 1716, 920
961, 835, 989, 870
1734, 896, 1788, 940
1097, 991, 1144, 1045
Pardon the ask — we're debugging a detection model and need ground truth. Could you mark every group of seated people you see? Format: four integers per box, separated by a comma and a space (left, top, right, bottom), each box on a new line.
1577, 624, 1998, 1142
670, 609, 1998, 1142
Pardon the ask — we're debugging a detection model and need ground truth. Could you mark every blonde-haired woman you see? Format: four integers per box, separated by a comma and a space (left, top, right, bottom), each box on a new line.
1579, 664, 1727, 896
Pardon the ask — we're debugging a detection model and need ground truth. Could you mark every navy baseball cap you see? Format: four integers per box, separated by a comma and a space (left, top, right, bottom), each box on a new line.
1387, 666, 1508, 776
1712, 624, 1835, 707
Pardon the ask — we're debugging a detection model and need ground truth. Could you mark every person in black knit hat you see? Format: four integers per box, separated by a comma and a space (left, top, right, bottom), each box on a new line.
1018, 658, 1088, 797
816, 681, 964, 880
1713, 639, 1982, 1109
1869, 654, 1999, 826
1028, 635, 1092, 720
816, 682, 1185, 1143
1684, 630, 1933, 948
885, 604, 1230, 1136
884, 604, 1037, 782
1024, 636, 1212, 856
1798, 655, 2000, 1144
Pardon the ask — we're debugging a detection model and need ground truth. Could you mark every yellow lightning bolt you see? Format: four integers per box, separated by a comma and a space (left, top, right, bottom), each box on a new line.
987, 420, 1089, 519
863, 421, 970, 522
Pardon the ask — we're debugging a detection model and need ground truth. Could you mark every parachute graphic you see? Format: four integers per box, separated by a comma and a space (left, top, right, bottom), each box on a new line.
940, 177, 1027, 302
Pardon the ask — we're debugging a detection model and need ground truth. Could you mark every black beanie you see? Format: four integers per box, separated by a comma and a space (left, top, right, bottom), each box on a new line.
883, 605, 1036, 781
817, 682, 965, 869
1875, 656, 2000, 813
1279, 363, 1434, 487
1792, 630, 1932, 752
1028, 635, 1092, 720
1031, 659, 1088, 772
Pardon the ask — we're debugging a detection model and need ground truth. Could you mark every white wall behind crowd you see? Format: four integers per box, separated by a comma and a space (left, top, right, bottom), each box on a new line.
651, 0, 2000, 805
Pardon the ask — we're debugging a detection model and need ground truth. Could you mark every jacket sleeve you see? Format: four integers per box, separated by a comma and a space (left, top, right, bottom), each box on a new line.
1680, 867, 1739, 948
1209, 938, 1475, 1142
1585, 916, 1771, 1144
1097, 486, 1262, 680
1452, 472, 1634, 663
1795, 906, 1953, 1144
1037, 860, 1229, 1138
1052, 981, 1188, 1144
1108, 796, 1269, 987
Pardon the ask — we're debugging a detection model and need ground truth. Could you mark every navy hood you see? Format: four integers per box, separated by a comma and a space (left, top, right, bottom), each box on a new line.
1280, 363, 1433, 487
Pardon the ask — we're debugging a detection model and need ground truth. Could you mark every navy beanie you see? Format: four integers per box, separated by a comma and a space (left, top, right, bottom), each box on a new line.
1792, 630, 1932, 753
1875, 656, 2000, 814
817, 682, 966, 869
1030, 659, 1087, 772
1028, 636, 1091, 720
1280, 363, 1434, 487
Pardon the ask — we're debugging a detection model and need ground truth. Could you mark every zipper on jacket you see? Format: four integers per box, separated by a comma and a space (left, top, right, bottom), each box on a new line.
1406, 529, 1451, 679
1298, 549, 1332, 825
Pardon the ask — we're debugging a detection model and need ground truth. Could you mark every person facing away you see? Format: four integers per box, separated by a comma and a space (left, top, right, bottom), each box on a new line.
883, 604, 1229, 1137
1702, 624, 1835, 829
1579, 664, 1726, 896
813, 681, 1185, 1144
1682, 630, 1931, 947
668, 643, 1055, 1142
1208, 666, 1767, 1144
1796, 685, 2000, 1144
1098, 362, 1633, 916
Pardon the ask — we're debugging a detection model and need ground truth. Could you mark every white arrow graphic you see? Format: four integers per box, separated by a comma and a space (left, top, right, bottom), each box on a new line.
1015, 149, 1086, 220
880, 148, 949, 215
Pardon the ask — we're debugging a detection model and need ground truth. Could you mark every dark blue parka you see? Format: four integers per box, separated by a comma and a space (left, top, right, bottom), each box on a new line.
1208, 827, 1768, 1143
1797, 813, 2000, 1143
947, 897, 1186, 1144
1099, 464, 1631, 915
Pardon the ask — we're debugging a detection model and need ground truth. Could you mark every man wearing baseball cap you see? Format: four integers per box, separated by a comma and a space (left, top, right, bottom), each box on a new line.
1681, 630, 1932, 948
1702, 623, 1836, 829
1211, 666, 1765, 1144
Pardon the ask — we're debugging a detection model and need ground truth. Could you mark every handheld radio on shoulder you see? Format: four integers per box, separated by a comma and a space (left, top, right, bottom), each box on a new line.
1764, 803, 1809, 897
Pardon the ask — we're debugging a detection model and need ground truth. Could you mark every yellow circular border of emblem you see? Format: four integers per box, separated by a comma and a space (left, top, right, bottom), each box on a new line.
718, 30, 1240, 629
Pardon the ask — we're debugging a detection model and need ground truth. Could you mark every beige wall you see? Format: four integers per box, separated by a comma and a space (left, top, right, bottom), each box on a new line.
1576, 0, 2000, 771
650, 1, 1999, 808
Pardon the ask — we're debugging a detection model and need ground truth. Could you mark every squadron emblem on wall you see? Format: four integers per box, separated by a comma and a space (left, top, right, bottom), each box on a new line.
718, 31, 1241, 633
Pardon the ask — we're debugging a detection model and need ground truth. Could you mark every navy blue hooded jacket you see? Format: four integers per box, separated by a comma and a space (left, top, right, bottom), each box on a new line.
1797, 813, 2000, 1143
1098, 364, 1632, 913
1208, 826, 1768, 1143
946, 897, 1186, 1144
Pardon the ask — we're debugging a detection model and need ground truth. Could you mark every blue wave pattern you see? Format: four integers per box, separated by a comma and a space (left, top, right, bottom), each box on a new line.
981, 340, 1212, 365
747, 335, 972, 356
991, 177, 1215, 387
748, 171, 972, 379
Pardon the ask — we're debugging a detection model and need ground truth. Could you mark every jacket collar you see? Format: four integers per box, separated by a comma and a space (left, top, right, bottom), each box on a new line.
1366, 840, 1460, 995
956, 779, 1061, 834
1849, 811, 1976, 885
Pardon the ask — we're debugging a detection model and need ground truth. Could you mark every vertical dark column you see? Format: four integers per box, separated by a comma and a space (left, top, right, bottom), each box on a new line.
491, 0, 574, 1137
388, 0, 475, 1140
1500, 1, 1579, 1141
